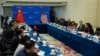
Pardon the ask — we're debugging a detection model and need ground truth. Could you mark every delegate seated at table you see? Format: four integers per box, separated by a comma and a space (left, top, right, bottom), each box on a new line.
78, 20, 85, 31
16, 40, 39, 56
14, 35, 30, 56
84, 23, 94, 35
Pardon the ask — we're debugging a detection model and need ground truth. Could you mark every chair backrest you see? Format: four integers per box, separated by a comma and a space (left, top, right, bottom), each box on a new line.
95, 27, 100, 35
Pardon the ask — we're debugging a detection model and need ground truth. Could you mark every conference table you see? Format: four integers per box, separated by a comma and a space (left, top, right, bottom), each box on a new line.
47, 24, 100, 56
22, 23, 63, 56
29, 23, 100, 56
25, 31, 63, 56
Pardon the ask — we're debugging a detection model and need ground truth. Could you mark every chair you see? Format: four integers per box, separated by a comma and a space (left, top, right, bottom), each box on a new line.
1, 29, 14, 56
95, 27, 100, 35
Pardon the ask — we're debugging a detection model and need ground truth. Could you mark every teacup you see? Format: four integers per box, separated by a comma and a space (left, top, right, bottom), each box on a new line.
33, 32, 37, 36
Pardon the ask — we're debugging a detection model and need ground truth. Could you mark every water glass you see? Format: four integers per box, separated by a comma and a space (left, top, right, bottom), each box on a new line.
37, 37, 41, 42
33, 32, 37, 36
42, 40, 47, 46
50, 49, 56, 56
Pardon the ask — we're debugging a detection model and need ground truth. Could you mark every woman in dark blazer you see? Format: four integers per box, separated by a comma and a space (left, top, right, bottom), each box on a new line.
84, 23, 94, 35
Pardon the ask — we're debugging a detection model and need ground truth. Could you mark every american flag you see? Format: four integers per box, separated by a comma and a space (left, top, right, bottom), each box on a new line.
41, 12, 48, 24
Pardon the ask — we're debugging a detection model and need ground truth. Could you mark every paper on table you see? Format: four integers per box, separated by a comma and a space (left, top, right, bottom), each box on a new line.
30, 38, 36, 41
48, 44, 54, 48
24, 30, 29, 33
38, 50, 45, 56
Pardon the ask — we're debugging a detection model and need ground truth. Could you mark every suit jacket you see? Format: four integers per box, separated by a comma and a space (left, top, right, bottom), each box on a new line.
2, 27, 19, 52
6, 27, 17, 39
10, 36, 19, 52
16, 49, 38, 56
64, 21, 72, 27
78, 24, 85, 31
3, 27, 15, 40
84, 28, 94, 35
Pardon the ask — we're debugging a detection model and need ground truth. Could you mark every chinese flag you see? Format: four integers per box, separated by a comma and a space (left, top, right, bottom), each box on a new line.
34, 25, 37, 31
16, 8, 24, 23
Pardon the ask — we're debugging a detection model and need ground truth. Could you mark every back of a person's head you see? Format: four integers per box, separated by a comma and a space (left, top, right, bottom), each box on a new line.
71, 21, 75, 25
20, 26, 25, 30
24, 40, 35, 49
20, 35, 30, 44
16, 29, 23, 35
9, 19, 18, 27
75, 23, 78, 27
86, 23, 92, 28
5, 16, 9, 19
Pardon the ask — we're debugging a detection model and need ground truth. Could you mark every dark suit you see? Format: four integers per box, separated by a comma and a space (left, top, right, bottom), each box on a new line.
78, 24, 85, 31
84, 28, 94, 35
64, 21, 72, 27
5, 27, 17, 39
16, 49, 38, 56
10, 36, 19, 52
4, 27, 19, 51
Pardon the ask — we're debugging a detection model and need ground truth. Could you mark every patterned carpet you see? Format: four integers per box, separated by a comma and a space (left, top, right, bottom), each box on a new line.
40, 34, 83, 56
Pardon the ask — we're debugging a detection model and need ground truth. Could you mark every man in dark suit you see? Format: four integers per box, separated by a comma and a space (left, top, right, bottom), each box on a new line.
78, 20, 85, 31
64, 18, 72, 27
1, 20, 19, 55
16, 40, 38, 56
10, 29, 25, 52
5, 20, 18, 39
